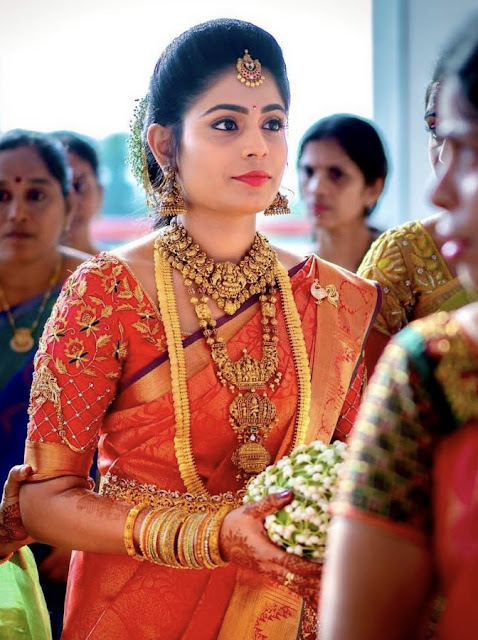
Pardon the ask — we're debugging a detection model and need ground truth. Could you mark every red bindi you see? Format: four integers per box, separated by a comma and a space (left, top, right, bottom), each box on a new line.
14, 176, 22, 183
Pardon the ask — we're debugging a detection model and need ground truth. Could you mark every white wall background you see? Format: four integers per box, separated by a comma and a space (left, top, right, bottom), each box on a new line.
372, 0, 478, 229
0, 0, 372, 197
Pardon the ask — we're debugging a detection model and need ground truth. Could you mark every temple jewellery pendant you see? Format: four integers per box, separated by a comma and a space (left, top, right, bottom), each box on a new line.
230, 389, 276, 478
10, 328, 35, 352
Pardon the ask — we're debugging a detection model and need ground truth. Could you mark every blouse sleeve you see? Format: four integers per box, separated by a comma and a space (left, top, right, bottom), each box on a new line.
333, 331, 436, 545
358, 229, 416, 337
25, 257, 128, 479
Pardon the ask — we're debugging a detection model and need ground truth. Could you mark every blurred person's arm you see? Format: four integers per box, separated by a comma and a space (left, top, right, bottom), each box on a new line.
319, 517, 432, 640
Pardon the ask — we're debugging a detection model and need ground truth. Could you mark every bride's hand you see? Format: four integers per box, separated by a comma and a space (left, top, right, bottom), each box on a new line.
0, 464, 35, 557
219, 490, 321, 607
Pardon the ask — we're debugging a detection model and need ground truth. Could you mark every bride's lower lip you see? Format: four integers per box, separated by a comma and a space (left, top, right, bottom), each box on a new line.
233, 176, 270, 186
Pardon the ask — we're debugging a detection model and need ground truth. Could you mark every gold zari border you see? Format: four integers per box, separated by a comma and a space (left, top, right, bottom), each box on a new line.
99, 472, 244, 512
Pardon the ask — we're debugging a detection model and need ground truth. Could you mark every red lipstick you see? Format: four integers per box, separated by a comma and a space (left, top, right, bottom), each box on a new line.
233, 171, 270, 187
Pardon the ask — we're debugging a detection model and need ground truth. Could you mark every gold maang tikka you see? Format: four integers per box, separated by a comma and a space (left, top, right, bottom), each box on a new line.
236, 50, 265, 87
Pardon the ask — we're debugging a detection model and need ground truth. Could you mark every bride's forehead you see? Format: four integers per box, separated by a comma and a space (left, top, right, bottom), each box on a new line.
190, 71, 283, 111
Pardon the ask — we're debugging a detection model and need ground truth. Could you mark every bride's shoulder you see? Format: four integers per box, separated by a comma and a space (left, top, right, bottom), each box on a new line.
273, 245, 307, 271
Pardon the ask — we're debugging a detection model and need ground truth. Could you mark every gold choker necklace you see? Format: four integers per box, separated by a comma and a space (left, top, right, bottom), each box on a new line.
0, 258, 62, 353
157, 223, 279, 315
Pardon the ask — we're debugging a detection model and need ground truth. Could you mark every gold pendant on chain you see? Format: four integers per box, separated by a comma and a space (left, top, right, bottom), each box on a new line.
230, 391, 275, 477
10, 328, 35, 352
233, 441, 271, 476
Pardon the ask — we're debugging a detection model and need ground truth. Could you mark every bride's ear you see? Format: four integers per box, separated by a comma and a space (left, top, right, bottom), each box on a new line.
146, 124, 174, 169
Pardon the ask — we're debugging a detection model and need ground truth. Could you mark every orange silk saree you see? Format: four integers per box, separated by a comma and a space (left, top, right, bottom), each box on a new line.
25, 253, 379, 639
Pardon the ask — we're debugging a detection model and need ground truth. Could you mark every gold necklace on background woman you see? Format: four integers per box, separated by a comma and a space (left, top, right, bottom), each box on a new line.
0, 258, 62, 353
155, 222, 312, 487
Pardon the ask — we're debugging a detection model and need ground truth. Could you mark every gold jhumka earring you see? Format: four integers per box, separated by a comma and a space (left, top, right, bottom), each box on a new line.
157, 164, 188, 216
263, 192, 290, 216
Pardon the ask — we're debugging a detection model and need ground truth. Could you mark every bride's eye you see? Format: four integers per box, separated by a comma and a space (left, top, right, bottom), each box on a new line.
212, 118, 238, 131
263, 117, 286, 132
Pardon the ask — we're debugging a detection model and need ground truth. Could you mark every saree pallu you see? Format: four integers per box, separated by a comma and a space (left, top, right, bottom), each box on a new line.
25, 253, 379, 640
0, 288, 61, 485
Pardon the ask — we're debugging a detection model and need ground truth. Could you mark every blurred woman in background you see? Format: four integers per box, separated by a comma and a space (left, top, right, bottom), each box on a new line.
53, 131, 103, 256
358, 61, 478, 371
297, 114, 388, 272
320, 13, 478, 639
0, 129, 90, 639
0, 464, 52, 640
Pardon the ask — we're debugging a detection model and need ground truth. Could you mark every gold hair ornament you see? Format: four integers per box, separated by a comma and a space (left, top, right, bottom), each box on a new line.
236, 50, 265, 87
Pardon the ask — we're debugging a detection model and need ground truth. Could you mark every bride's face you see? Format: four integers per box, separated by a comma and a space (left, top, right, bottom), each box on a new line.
175, 68, 288, 218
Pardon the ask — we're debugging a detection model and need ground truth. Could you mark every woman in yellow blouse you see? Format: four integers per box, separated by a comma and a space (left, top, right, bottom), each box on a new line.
358, 67, 477, 370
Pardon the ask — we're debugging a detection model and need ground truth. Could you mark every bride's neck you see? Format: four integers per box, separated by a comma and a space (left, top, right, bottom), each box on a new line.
178, 212, 257, 264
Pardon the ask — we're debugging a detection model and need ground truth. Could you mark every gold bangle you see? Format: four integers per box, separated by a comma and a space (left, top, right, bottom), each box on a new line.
202, 514, 217, 569
207, 506, 231, 567
147, 510, 169, 565
194, 511, 213, 569
157, 508, 188, 568
176, 513, 190, 568
139, 507, 165, 562
123, 503, 147, 561
181, 511, 204, 569
154, 509, 178, 564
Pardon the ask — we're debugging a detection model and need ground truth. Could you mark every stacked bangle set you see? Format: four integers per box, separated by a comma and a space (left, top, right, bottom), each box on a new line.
123, 503, 230, 569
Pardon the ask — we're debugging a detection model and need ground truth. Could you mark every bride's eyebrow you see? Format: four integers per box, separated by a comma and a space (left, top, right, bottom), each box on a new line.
201, 103, 286, 117
201, 104, 248, 116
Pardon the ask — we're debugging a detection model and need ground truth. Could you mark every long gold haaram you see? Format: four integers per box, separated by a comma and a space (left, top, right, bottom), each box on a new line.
154, 226, 312, 493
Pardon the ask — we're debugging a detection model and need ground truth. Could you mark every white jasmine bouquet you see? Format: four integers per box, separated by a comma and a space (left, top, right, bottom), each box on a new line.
244, 440, 347, 562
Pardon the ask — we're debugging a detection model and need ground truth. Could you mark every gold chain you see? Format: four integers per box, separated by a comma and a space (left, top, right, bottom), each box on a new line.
153, 236, 312, 494
156, 223, 278, 315
0, 257, 62, 353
